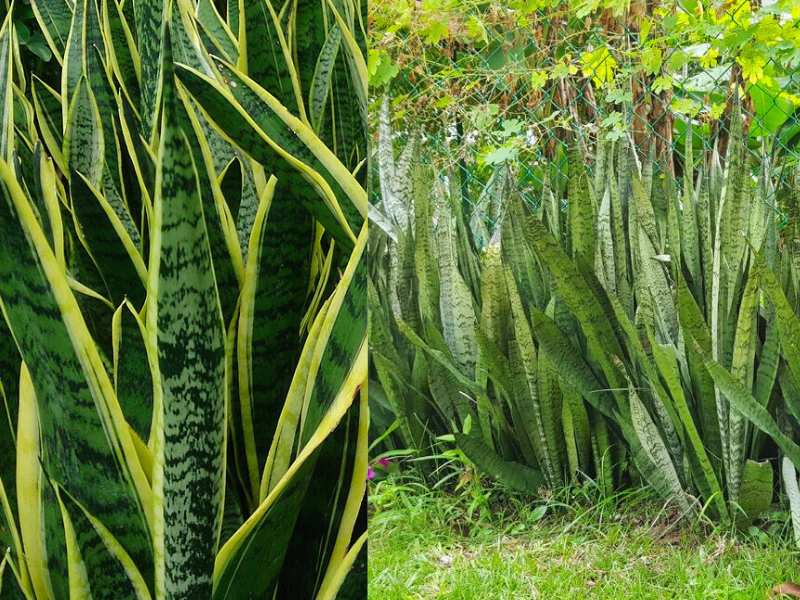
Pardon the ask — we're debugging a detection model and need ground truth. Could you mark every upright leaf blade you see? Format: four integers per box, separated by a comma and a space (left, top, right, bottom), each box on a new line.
148, 57, 227, 598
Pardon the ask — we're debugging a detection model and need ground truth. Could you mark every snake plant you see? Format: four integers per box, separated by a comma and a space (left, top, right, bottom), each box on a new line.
372, 94, 800, 528
0, 0, 367, 597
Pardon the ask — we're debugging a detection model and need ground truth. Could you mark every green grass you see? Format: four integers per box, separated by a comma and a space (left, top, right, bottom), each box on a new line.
369, 474, 800, 599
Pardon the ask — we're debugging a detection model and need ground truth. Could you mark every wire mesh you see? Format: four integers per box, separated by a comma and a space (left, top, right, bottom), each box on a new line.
371, 0, 800, 226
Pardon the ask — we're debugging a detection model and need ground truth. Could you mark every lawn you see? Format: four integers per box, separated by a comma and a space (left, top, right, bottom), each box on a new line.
369, 476, 800, 599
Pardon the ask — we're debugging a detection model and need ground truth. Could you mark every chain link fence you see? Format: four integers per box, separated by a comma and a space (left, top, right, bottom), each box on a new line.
371, 0, 800, 228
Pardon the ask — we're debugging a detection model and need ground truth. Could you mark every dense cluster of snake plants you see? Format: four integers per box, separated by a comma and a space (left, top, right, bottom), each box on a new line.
0, 0, 367, 597
371, 95, 800, 532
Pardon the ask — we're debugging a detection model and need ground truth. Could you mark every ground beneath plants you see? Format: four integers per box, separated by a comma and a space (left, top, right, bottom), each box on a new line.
369, 477, 800, 599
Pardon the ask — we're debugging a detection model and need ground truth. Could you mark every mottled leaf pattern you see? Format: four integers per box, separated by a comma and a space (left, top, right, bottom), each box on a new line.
149, 67, 226, 597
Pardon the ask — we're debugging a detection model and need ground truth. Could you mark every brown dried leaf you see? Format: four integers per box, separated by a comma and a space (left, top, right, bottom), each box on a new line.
771, 582, 800, 598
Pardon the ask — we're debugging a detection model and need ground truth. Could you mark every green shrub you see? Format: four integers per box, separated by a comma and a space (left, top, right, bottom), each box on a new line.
371, 95, 800, 529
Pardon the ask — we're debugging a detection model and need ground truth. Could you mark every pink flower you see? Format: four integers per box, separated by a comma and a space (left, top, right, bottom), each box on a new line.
367, 466, 376, 481
377, 457, 392, 468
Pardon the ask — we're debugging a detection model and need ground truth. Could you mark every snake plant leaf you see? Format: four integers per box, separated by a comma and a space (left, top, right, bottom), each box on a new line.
237, 174, 312, 496
31, 76, 66, 174
755, 318, 780, 409
637, 223, 677, 341
238, 0, 303, 117
561, 384, 591, 481
16, 363, 67, 600
116, 92, 154, 219
750, 317, 780, 458
320, 530, 367, 600
196, 0, 238, 63
0, 158, 154, 584
132, 0, 165, 138
299, 244, 366, 448
412, 167, 440, 331
65, 77, 104, 186
30, 0, 74, 63
112, 302, 154, 442
56, 487, 151, 599
371, 351, 428, 448
651, 339, 728, 520
177, 92, 244, 325
527, 306, 615, 419
170, 0, 220, 77
396, 319, 482, 400
505, 268, 562, 485
676, 273, 712, 351
234, 158, 259, 256
436, 198, 477, 379
735, 459, 773, 525
719, 101, 749, 295
174, 59, 365, 245
783, 457, 800, 546
279, 383, 367, 599
625, 389, 692, 513
726, 267, 760, 501
427, 358, 471, 425
525, 218, 623, 360
595, 186, 616, 293
148, 59, 227, 597
0, 14, 13, 164
502, 194, 546, 308
213, 339, 366, 600
261, 226, 367, 496
322, 0, 366, 120
705, 358, 800, 468
478, 237, 509, 351
103, 0, 142, 110
65, 77, 145, 306
567, 144, 595, 263
225, 0, 239, 32
27, 146, 65, 265
682, 134, 702, 292
0, 550, 27, 599
309, 24, 341, 133
455, 429, 545, 493
62, 0, 93, 120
